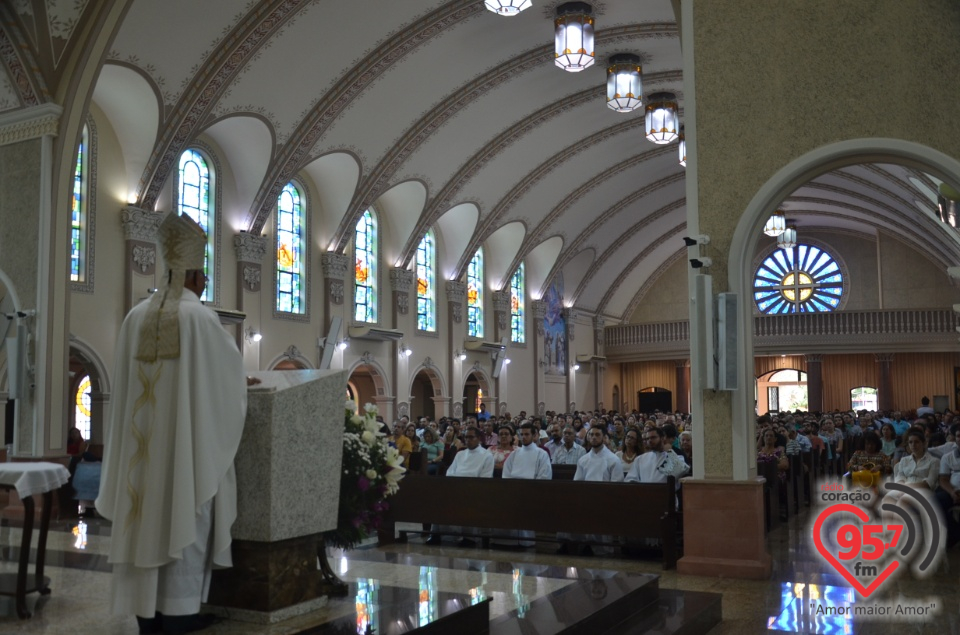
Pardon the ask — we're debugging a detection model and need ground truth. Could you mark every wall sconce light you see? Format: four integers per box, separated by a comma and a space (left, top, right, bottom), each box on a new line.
399, 341, 413, 357
504, 358, 512, 365
455, 349, 467, 361
572, 363, 581, 371
337, 338, 349, 351
245, 327, 262, 344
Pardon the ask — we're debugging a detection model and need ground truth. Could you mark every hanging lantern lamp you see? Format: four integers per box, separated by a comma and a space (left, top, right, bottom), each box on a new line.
678, 125, 687, 167
555, 2, 595, 72
777, 225, 797, 250
485, 0, 532, 16
606, 54, 642, 112
763, 210, 786, 236
644, 92, 679, 144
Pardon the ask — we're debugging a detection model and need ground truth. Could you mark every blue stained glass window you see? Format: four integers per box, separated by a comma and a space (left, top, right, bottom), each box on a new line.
467, 248, 484, 338
276, 182, 305, 314
753, 244, 844, 314
510, 263, 525, 343
354, 210, 377, 323
416, 231, 435, 332
70, 127, 87, 282
178, 148, 213, 302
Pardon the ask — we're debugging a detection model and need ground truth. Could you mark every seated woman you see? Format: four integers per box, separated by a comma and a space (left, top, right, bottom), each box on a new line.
757, 428, 788, 481
490, 425, 516, 471
892, 428, 939, 490
421, 428, 444, 475
846, 431, 891, 477
391, 422, 412, 468
879, 423, 898, 458
615, 428, 640, 474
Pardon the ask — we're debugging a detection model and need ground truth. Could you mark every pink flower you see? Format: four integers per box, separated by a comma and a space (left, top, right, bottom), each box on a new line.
358, 476, 370, 491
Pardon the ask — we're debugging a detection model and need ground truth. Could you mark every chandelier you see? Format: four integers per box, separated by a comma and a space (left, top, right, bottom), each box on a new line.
678, 125, 686, 167
606, 54, 642, 112
777, 225, 797, 250
484, 0, 532, 16
763, 210, 786, 236
645, 92, 679, 144
555, 2, 594, 72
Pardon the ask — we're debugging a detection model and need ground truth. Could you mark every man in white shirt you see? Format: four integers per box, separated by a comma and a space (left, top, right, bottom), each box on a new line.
426, 426, 494, 546
501, 422, 552, 546
937, 442, 960, 548
551, 427, 586, 465
557, 427, 623, 554
625, 427, 689, 484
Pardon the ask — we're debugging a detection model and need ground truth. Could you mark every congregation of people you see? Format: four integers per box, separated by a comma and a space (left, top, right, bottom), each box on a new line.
754, 396, 960, 549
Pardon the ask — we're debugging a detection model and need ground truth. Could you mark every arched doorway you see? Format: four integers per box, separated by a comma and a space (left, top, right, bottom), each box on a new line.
756, 369, 808, 415
347, 356, 391, 419
638, 386, 672, 414
411, 371, 436, 420
461, 367, 491, 420
68, 337, 111, 445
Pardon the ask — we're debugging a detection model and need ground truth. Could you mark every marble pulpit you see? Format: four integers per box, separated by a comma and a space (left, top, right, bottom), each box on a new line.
207, 369, 347, 623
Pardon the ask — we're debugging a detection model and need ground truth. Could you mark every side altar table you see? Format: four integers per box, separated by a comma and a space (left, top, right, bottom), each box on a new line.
207, 369, 347, 624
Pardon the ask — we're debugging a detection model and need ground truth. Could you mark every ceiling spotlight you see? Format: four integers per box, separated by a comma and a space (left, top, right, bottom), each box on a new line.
606, 53, 642, 112
484, 0, 531, 16
555, 2, 595, 72
645, 92, 679, 144
763, 210, 786, 237
689, 258, 712, 269
777, 226, 797, 250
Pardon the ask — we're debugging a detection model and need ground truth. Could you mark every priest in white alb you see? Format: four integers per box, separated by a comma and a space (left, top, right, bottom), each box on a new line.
501, 421, 552, 546
97, 213, 251, 635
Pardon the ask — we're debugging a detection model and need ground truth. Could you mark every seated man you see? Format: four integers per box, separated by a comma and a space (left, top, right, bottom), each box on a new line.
426, 426, 494, 546
501, 422, 552, 547
551, 426, 586, 465
625, 426, 689, 484
561, 427, 624, 555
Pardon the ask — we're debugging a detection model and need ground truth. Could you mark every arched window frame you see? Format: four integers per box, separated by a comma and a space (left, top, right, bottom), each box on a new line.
274, 180, 309, 319
467, 247, 484, 338
416, 230, 436, 333
752, 240, 848, 314
70, 117, 97, 293
510, 262, 525, 344
174, 143, 222, 305
74, 374, 92, 441
354, 208, 378, 324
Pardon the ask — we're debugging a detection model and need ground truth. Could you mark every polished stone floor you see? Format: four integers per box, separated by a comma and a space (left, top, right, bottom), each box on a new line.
0, 505, 955, 634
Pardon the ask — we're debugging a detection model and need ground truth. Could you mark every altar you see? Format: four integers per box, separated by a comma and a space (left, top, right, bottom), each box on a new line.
207, 369, 348, 623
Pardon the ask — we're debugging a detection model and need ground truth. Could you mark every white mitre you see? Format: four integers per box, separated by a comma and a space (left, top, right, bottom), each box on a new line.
135, 213, 206, 362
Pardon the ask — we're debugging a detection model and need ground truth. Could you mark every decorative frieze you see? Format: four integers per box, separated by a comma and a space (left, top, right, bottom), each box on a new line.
131, 244, 156, 273
446, 281, 466, 324
242, 264, 262, 292
564, 308, 578, 341
0, 104, 61, 147
390, 268, 414, 292
329, 280, 344, 305
532, 300, 546, 336
320, 252, 349, 280
233, 232, 267, 263
492, 290, 510, 331
121, 207, 166, 242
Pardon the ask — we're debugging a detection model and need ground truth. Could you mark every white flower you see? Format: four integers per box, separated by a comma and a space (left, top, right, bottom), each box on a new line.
361, 431, 376, 446
364, 419, 381, 435
364, 403, 377, 415
350, 415, 364, 426
345, 399, 357, 411
365, 469, 378, 480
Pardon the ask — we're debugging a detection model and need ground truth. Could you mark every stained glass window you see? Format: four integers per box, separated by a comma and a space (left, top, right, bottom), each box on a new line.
467, 248, 484, 338
178, 148, 214, 302
510, 262, 525, 343
70, 126, 88, 282
416, 231, 435, 332
753, 244, 843, 314
355, 210, 377, 323
276, 182, 305, 314
75, 375, 91, 440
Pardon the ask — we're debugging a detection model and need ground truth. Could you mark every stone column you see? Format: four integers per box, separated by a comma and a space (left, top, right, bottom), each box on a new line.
563, 308, 577, 411
120, 206, 165, 315
234, 232, 267, 353
594, 316, 606, 411
876, 353, 895, 412
675, 360, 690, 414
805, 354, 823, 413
447, 281, 467, 410
320, 253, 348, 371
389, 268, 414, 330
492, 290, 510, 342
532, 300, 546, 416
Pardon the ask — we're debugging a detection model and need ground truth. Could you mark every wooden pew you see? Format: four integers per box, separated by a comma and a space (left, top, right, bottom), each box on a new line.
378, 476, 679, 569
757, 460, 780, 533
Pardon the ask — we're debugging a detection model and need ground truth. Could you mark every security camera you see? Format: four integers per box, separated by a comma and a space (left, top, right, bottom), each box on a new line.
682, 235, 710, 247
690, 258, 712, 269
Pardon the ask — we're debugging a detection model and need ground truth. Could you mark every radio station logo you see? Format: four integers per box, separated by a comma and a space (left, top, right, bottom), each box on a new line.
810, 479, 945, 600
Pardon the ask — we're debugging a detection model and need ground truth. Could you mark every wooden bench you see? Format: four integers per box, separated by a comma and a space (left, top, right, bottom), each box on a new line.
377, 475, 679, 569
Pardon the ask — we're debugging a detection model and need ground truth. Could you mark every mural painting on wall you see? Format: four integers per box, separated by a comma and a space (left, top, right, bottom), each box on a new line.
543, 275, 567, 376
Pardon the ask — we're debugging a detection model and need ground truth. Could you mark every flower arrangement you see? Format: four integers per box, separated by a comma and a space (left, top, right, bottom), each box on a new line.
324, 401, 406, 550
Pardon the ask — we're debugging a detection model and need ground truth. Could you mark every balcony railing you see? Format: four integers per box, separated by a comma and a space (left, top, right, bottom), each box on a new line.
604, 309, 960, 360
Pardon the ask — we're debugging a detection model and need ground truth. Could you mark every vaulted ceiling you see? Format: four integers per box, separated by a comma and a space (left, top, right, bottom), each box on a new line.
0, 0, 954, 322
